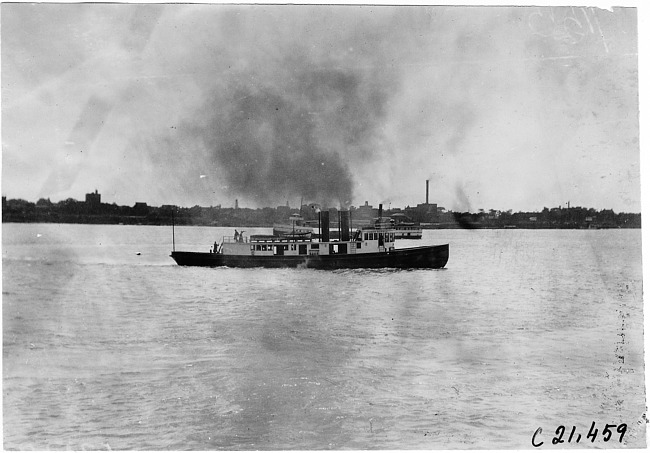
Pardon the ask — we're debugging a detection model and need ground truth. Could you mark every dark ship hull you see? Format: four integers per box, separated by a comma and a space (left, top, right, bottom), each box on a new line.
171, 244, 448, 270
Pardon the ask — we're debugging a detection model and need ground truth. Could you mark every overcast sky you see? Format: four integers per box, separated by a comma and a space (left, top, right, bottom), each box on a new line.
1, 3, 641, 212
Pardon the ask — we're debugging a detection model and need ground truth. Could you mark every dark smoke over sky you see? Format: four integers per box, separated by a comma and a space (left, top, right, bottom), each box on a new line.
181, 63, 392, 207
137, 5, 404, 208
2, 4, 640, 212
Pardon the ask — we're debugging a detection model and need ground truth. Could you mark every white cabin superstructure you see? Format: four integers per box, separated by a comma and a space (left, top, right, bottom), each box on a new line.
390, 213, 423, 239
221, 224, 396, 258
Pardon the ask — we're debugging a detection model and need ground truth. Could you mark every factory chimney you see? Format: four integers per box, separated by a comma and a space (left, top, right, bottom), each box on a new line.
426, 180, 430, 205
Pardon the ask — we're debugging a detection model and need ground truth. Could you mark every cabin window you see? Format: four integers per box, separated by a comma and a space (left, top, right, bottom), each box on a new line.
363, 233, 368, 240
356, 242, 361, 248
256, 245, 261, 251
311, 244, 319, 249
251, 245, 255, 251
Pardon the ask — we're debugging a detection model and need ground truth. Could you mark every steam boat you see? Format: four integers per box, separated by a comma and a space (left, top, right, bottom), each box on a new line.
170, 206, 448, 270
390, 213, 423, 239
272, 213, 313, 239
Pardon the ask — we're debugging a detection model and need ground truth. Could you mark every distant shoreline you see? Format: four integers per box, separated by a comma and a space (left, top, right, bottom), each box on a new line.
2, 196, 641, 230
1, 219, 639, 230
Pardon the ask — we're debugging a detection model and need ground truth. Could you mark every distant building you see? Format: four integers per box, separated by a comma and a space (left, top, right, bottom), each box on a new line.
85, 190, 101, 212
133, 202, 149, 215
407, 202, 438, 223
276, 205, 291, 218
401, 180, 439, 223
355, 201, 378, 220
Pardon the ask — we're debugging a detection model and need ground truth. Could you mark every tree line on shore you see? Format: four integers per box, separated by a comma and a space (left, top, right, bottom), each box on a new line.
1, 196, 641, 229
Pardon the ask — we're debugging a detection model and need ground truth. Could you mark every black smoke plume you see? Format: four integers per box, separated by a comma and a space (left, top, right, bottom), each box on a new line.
179, 64, 392, 208
134, 5, 409, 209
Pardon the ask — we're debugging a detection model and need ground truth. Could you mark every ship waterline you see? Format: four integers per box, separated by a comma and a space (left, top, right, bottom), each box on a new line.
171, 243, 449, 269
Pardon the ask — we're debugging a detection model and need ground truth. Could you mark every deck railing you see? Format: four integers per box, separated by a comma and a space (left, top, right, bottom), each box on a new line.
222, 235, 249, 244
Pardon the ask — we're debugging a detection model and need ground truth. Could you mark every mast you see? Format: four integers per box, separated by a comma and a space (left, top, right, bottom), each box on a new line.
172, 209, 176, 252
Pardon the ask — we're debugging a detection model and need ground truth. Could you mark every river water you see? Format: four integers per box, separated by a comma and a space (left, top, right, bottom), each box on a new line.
2, 223, 646, 449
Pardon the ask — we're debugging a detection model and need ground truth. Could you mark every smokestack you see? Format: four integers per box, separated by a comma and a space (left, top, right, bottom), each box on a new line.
320, 210, 330, 242
378, 203, 383, 219
340, 210, 350, 241
426, 180, 429, 205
